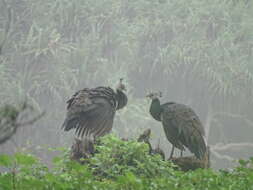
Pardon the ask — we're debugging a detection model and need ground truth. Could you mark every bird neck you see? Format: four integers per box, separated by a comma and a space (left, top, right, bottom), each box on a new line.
116, 89, 127, 110
150, 98, 162, 121
146, 141, 153, 155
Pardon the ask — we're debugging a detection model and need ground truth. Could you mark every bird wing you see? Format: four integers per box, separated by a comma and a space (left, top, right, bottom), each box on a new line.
162, 103, 206, 159
161, 104, 185, 150
62, 88, 116, 138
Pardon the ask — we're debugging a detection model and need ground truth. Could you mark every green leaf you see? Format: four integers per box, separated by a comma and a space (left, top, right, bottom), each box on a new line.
14, 153, 37, 166
0, 154, 13, 167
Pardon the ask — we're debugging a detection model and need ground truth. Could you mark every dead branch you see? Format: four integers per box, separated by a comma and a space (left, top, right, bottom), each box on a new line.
210, 142, 253, 162
0, 0, 11, 55
211, 150, 234, 162
213, 111, 253, 127
170, 146, 210, 171
204, 103, 213, 143
0, 104, 45, 145
205, 108, 253, 152
70, 138, 95, 163
212, 142, 253, 151
0, 125, 17, 145
16, 111, 45, 127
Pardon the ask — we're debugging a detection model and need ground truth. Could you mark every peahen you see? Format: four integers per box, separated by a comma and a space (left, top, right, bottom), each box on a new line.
147, 92, 206, 160
62, 79, 127, 139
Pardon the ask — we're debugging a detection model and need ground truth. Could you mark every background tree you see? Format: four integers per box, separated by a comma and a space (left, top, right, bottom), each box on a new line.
0, 0, 253, 169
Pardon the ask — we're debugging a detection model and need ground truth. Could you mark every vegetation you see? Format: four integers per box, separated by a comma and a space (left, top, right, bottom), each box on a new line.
0, 103, 44, 145
0, 135, 253, 190
0, 0, 253, 188
0, 0, 253, 170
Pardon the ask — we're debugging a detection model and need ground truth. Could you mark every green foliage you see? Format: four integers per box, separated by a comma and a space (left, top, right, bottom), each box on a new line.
0, 154, 13, 167
0, 136, 252, 189
89, 134, 175, 179
0, 0, 253, 170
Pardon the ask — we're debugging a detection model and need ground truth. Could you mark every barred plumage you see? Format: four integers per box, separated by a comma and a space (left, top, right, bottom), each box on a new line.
62, 80, 127, 138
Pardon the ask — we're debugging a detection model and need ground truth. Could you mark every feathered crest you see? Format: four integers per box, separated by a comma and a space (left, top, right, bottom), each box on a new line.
146, 91, 162, 99
116, 78, 126, 91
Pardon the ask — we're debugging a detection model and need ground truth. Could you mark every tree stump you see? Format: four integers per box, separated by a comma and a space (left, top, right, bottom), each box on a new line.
170, 146, 210, 171
70, 138, 95, 164
69, 130, 210, 172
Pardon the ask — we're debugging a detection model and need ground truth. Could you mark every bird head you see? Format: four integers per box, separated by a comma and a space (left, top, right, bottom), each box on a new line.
137, 128, 151, 142
116, 78, 127, 91
146, 91, 162, 100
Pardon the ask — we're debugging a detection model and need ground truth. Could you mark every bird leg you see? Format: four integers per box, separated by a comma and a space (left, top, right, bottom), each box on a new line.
169, 145, 175, 159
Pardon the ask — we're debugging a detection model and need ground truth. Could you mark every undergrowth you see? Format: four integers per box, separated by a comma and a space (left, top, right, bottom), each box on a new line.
0, 135, 252, 190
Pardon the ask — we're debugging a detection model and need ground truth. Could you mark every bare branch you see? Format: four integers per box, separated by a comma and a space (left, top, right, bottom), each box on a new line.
204, 103, 213, 142
205, 108, 253, 146
0, 124, 18, 145
211, 149, 234, 162
212, 142, 253, 151
16, 111, 46, 127
0, 104, 45, 145
210, 142, 253, 163
213, 111, 253, 126
0, 0, 11, 55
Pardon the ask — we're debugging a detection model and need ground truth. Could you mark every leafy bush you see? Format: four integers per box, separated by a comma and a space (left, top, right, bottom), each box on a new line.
88, 135, 175, 179
0, 135, 252, 190
0, 0, 253, 169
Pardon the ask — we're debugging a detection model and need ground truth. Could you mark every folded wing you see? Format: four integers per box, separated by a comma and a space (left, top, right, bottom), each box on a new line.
162, 103, 206, 159
62, 87, 116, 138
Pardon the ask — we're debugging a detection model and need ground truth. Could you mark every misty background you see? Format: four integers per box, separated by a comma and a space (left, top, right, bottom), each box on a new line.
0, 0, 253, 169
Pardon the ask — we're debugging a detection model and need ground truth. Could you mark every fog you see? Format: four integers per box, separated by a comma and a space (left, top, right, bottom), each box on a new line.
0, 0, 253, 169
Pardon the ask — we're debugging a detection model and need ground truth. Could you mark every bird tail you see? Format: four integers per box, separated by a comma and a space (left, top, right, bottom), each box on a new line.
190, 132, 207, 160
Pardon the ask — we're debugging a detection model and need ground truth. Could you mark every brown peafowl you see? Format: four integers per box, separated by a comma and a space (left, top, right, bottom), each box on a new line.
147, 92, 206, 160
62, 79, 127, 139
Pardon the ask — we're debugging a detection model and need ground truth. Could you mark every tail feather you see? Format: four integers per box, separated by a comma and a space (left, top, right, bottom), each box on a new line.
190, 134, 207, 159
180, 126, 206, 159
